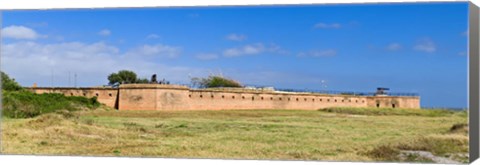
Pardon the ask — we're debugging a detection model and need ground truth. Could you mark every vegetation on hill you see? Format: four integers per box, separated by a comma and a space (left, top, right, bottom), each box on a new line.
2, 90, 101, 118
191, 75, 242, 88
1, 72, 101, 118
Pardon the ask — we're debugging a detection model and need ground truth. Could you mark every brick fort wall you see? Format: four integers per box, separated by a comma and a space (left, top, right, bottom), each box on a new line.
27, 84, 421, 111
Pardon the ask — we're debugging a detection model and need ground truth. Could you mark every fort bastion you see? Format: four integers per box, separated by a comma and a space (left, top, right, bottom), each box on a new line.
27, 84, 420, 110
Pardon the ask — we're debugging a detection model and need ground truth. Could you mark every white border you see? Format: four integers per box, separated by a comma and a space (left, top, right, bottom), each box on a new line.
1, 0, 478, 165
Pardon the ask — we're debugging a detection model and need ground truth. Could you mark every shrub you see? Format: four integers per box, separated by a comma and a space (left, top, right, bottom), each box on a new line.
1, 71, 23, 91
191, 75, 242, 88
107, 70, 151, 85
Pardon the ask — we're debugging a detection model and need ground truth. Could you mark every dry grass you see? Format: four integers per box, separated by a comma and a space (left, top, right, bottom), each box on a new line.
365, 128, 469, 163
1, 108, 468, 162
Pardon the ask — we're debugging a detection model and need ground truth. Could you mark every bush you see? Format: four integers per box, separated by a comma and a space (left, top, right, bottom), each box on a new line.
107, 70, 151, 85
2, 90, 101, 118
191, 75, 242, 88
1, 71, 23, 91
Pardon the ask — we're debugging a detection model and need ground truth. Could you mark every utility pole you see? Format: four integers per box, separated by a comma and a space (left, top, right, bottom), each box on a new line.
51, 68, 54, 88
74, 73, 77, 87
68, 71, 71, 87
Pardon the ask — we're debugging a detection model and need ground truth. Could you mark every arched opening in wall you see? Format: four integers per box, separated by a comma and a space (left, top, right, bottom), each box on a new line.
327, 99, 330, 102
261, 97, 264, 100
83, 93, 86, 96
279, 97, 282, 101
312, 98, 315, 102
232, 96, 235, 99
222, 95, 225, 99
296, 98, 299, 101
96, 93, 99, 97
270, 97, 273, 100
211, 95, 214, 99
320, 98, 323, 102
188, 94, 191, 98
376, 103, 380, 108
304, 98, 307, 101
334, 99, 337, 102
109, 93, 112, 97
362, 100, 365, 103
288, 98, 291, 101
252, 96, 254, 101
70, 93, 74, 96
200, 95, 203, 98
392, 104, 396, 108
349, 100, 351, 102
242, 96, 245, 99
341, 99, 344, 102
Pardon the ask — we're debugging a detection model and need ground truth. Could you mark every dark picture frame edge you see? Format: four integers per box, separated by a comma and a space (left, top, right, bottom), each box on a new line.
469, 1, 479, 163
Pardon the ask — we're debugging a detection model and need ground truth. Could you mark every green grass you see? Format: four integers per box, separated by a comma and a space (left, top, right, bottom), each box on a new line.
1, 108, 468, 163
2, 90, 101, 118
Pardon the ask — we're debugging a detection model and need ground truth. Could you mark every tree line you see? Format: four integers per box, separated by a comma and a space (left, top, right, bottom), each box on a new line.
0, 70, 243, 91
108, 70, 242, 88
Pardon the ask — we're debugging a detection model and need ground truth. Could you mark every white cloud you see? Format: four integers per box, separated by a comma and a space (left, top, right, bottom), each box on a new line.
126, 44, 181, 58
314, 23, 341, 29
223, 43, 283, 57
386, 43, 402, 51
226, 33, 247, 41
1, 41, 196, 87
146, 34, 160, 39
98, 29, 111, 36
1, 25, 44, 40
298, 49, 337, 57
196, 53, 219, 60
414, 38, 436, 53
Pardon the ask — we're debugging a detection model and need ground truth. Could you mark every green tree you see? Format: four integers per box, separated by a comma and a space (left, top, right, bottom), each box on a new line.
108, 70, 138, 85
108, 70, 152, 85
191, 75, 242, 88
1, 71, 22, 91
136, 78, 150, 84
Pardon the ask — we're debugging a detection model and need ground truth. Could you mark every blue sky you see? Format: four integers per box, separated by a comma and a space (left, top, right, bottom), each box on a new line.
1, 2, 469, 108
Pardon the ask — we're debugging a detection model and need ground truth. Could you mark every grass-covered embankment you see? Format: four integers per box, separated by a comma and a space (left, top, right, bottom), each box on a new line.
1, 71, 101, 118
2, 90, 101, 118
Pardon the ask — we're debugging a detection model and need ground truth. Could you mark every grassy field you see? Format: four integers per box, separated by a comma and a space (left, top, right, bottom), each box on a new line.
1, 107, 468, 163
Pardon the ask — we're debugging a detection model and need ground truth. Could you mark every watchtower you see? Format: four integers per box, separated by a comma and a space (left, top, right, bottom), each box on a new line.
375, 87, 389, 96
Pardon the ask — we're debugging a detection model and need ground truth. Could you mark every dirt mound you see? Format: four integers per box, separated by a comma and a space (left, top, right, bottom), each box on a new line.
449, 123, 468, 134
27, 114, 66, 128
